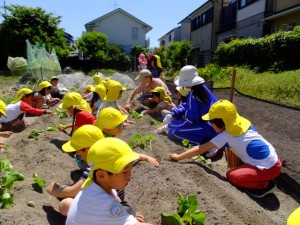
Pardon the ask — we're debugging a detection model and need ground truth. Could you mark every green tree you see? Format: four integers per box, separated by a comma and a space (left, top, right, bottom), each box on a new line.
0, 5, 70, 69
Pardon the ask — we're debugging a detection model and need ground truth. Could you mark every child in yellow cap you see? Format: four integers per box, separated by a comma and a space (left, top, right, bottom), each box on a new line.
96, 79, 127, 117
94, 107, 159, 167
90, 82, 106, 117
93, 73, 102, 85
50, 76, 65, 100
66, 137, 153, 225
47, 125, 105, 216
170, 99, 281, 198
83, 84, 95, 103
59, 92, 95, 135
0, 88, 52, 132
33, 81, 60, 108
141, 86, 176, 117
0, 100, 13, 147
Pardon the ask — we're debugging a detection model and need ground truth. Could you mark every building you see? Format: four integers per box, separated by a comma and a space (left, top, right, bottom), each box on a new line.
85, 8, 152, 54
158, 26, 181, 47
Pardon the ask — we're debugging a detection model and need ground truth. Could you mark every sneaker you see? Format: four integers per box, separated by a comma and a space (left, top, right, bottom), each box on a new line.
155, 125, 168, 134
205, 148, 220, 159
246, 180, 277, 198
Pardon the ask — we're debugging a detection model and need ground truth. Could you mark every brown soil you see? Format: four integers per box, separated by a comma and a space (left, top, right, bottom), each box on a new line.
0, 88, 299, 225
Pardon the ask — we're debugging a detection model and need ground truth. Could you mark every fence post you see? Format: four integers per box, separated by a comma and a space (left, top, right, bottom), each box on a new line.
229, 69, 236, 102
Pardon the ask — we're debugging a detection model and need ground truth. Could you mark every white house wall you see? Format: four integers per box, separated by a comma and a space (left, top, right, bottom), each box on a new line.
191, 23, 212, 51
93, 12, 146, 47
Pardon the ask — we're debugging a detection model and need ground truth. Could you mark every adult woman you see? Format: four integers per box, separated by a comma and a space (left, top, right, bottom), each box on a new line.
166, 65, 219, 158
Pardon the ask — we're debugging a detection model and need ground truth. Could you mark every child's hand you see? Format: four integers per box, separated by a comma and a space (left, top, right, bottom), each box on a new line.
124, 120, 135, 126
45, 110, 53, 115
170, 153, 181, 161
59, 125, 66, 131
46, 182, 61, 195
0, 131, 13, 138
135, 212, 145, 222
146, 156, 159, 167
0, 142, 5, 148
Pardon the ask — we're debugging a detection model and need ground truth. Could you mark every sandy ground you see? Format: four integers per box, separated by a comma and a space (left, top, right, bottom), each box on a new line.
0, 87, 299, 225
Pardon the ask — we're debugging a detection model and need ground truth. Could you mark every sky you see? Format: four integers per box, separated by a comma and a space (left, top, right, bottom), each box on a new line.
0, 0, 207, 48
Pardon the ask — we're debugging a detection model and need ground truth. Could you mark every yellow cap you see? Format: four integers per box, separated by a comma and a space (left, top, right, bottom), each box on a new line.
154, 55, 162, 68
94, 107, 127, 130
51, 76, 59, 81
0, 100, 7, 118
82, 138, 139, 188
84, 84, 95, 92
11, 88, 35, 104
62, 125, 104, 152
59, 92, 92, 113
151, 86, 172, 103
176, 86, 190, 97
95, 82, 107, 100
93, 74, 102, 85
104, 80, 126, 102
202, 99, 251, 136
38, 81, 52, 92
287, 207, 300, 225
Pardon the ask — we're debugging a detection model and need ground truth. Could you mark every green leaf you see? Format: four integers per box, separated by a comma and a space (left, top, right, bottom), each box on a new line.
0, 159, 12, 172
182, 139, 190, 147
191, 211, 206, 225
47, 125, 58, 131
2, 170, 25, 189
32, 173, 46, 188
1, 192, 13, 209
161, 212, 183, 225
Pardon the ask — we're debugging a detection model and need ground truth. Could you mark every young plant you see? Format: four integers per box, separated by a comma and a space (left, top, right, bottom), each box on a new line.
54, 108, 68, 118
128, 133, 155, 150
181, 139, 213, 168
161, 192, 206, 225
28, 130, 42, 141
47, 125, 59, 131
0, 152, 25, 209
150, 118, 162, 126
32, 173, 46, 188
131, 110, 144, 119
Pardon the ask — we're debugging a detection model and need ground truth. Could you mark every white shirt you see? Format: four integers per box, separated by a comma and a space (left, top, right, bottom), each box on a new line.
210, 125, 278, 170
66, 182, 137, 225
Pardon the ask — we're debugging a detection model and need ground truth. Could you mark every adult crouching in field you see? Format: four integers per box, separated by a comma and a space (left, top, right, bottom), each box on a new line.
165, 65, 219, 158
170, 100, 282, 198
124, 69, 171, 112
58, 92, 96, 136
0, 88, 52, 132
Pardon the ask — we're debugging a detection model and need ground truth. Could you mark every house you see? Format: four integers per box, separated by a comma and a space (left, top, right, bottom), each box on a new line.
178, 1, 222, 66
85, 8, 152, 54
264, 0, 300, 33
158, 26, 181, 47
64, 32, 75, 48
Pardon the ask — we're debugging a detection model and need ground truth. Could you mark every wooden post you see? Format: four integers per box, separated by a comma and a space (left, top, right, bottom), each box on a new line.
229, 69, 236, 102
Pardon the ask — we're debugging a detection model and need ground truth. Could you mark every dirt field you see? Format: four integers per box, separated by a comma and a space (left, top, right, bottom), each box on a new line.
0, 87, 299, 225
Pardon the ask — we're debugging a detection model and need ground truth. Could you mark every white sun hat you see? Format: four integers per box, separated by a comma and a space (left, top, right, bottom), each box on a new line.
174, 65, 205, 87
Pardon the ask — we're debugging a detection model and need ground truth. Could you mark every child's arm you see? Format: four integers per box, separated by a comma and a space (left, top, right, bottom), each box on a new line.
20, 101, 53, 115
0, 142, 4, 148
142, 105, 162, 115
0, 131, 13, 138
170, 141, 217, 161
46, 180, 84, 198
59, 123, 73, 131
138, 153, 159, 167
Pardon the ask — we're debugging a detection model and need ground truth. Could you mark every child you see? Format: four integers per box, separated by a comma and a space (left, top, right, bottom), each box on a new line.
170, 99, 282, 198
166, 65, 219, 158
96, 79, 127, 117
148, 55, 162, 79
93, 74, 102, 85
0, 100, 13, 148
0, 88, 52, 132
46, 125, 105, 216
35, 81, 60, 108
82, 85, 95, 102
94, 107, 159, 167
50, 76, 65, 100
59, 92, 95, 135
138, 52, 147, 71
141, 86, 176, 117
66, 137, 153, 225
90, 82, 106, 117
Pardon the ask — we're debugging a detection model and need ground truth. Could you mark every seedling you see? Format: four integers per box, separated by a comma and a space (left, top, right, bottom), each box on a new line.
28, 130, 42, 141
54, 108, 68, 118
161, 192, 206, 225
150, 118, 162, 126
47, 125, 58, 131
131, 110, 144, 119
128, 133, 155, 150
0, 152, 25, 209
32, 173, 46, 188
181, 139, 213, 168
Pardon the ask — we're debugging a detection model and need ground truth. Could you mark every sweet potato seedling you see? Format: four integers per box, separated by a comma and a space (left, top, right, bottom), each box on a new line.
128, 133, 155, 150
161, 192, 205, 225
54, 108, 68, 118
28, 130, 42, 141
182, 139, 213, 168
131, 110, 144, 119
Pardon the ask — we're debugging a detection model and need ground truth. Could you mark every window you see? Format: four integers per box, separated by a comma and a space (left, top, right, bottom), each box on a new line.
169, 34, 172, 42
132, 27, 138, 39
239, 0, 257, 9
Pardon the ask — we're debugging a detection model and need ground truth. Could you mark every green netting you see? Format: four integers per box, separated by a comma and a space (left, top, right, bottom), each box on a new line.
7, 56, 28, 71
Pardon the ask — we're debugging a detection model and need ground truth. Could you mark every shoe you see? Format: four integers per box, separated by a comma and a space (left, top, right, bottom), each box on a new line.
155, 125, 168, 134
246, 180, 277, 198
205, 148, 220, 158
